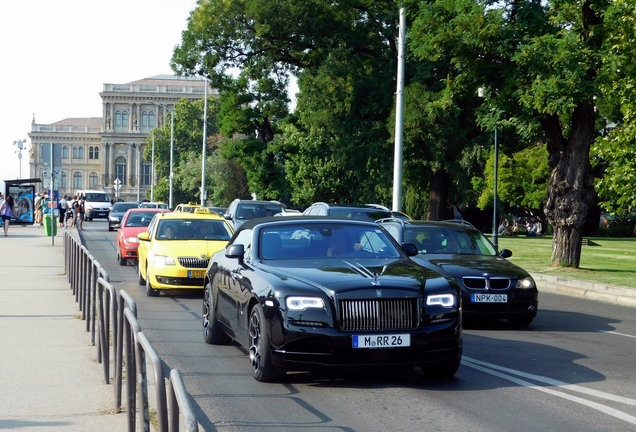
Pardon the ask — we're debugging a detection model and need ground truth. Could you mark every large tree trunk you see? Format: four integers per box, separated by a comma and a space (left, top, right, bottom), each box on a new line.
543, 103, 598, 268
427, 169, 449, 221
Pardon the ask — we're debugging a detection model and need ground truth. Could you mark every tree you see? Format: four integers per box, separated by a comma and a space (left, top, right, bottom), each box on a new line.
473, 145, 550, 216
171, 0, 401, 208
407, 0, 623, 267
591, 0, 636, 218
145, 96, 220, 205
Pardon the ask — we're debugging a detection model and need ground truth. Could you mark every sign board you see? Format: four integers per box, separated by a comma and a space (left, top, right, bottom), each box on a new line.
42, 143, 62, 168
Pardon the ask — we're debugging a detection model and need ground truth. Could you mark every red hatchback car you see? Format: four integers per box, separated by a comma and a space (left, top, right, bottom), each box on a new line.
117, 208, 170, 265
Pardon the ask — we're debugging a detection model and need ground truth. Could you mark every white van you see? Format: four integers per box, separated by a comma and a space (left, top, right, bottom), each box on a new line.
76, 190, 112, 221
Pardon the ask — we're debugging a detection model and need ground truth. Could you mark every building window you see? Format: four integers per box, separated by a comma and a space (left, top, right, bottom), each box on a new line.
89, 146, 99, 160
72, 146, 84, 159
62, 146, 69, 159
115, 110, 129, 132
89, 172, 99, 188
141, 163, 152, 186
61, 172, 67, 188
141, 110, 155, 133
115, 156, 127, 185
73, 172, 83, 189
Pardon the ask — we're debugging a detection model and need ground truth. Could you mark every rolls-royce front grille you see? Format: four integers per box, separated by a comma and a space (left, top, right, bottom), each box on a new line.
177, 257, 209, 268
339, 299, 418, 331
462, 277, 511, 290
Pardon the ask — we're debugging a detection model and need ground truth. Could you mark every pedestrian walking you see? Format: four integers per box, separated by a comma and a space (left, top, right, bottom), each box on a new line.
68, 195, 77, 227
76, 195, 86, 231
0, 195, 14, 236
34, 193, 43, 225
59, 194, 68, 227
40, 193, 51, 227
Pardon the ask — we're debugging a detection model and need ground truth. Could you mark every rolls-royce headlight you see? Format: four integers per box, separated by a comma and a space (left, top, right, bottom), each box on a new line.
427, 293, 456, 307
286, 297, 325, 310
516, 277, 535, 289
153, 255, 176, 266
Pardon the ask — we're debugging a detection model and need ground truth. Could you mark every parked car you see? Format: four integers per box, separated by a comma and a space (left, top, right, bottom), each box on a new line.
302, 202, 392, 221
207, 206, 227, 216
139, 201, 169, 209
76, 190, 112, 221
377, 218, 538, 327
202, 216, 463, 382
273, 208, 302, 216
223, 199, 285, 229
107, 201, 140, 231
174, 202, 201, 213
137, 207, 233, 296
116, 208, 168, 265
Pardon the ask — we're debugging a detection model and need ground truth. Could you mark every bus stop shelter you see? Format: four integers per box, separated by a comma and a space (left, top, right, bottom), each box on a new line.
4, 178, 42, 225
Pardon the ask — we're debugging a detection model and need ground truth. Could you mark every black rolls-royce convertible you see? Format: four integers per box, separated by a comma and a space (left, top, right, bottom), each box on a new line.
202, 216, 463, 382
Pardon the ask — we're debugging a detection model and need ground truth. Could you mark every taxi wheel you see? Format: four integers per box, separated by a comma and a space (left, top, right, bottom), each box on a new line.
202, 282, 231, 345
146, 269, 159, 297
137, 263, 146, 285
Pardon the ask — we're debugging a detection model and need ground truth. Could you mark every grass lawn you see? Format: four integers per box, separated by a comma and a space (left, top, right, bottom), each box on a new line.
493, 235, 636, 289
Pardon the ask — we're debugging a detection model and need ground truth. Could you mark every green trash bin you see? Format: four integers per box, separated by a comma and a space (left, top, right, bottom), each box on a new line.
43, 214, 58, 236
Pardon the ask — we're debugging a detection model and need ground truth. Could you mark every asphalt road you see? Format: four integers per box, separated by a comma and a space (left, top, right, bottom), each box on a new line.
81, 219, 636, 432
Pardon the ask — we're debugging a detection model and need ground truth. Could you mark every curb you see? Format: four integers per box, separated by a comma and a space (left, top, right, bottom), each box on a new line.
532, 273, 636, 308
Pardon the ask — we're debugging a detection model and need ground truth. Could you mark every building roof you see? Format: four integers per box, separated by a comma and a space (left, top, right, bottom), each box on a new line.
127, 75, 205, 85
51, 118, 103, 126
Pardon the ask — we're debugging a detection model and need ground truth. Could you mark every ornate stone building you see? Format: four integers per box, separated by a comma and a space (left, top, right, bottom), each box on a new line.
28, 75, 213, 202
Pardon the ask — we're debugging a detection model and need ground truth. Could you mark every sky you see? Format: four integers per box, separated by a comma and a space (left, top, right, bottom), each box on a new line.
0, 0, 199, 191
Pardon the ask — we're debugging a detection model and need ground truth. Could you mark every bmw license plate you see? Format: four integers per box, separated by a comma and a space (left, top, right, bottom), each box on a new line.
352, 334, 411, 348
188, 270, 205, 278
471, 293, 508, 303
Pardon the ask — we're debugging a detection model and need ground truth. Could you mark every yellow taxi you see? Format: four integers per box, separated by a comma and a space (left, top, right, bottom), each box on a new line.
173, 201, 201, 213
136, 207, 233, 296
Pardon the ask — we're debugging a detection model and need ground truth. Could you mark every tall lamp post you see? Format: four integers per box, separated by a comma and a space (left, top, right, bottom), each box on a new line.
200, 79, 208, 207
150, 132, 155, 202
478, 87, 499, 250
13, 139, 27, 179
147, 100, 174, 209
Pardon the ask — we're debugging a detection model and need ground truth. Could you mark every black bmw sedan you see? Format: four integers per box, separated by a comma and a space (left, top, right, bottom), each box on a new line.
202, 216, 463, 382
378, 218, 538, 328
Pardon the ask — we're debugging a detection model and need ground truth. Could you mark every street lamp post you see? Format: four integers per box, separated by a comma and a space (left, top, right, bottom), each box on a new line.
478, 88, 499, 250
147, 100, 174, 209
13, 139, 27, 179
151, 133, 155, 202
200, 79, 208, 207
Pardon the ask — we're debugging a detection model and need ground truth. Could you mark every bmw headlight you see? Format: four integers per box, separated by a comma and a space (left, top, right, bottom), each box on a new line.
516, 277, 535, 289
286, 297, 325, 310
427, 293, 456, 307
153, 255, 176, 266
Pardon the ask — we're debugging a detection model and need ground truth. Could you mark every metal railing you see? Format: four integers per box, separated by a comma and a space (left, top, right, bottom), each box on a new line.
63, 230, 199, 431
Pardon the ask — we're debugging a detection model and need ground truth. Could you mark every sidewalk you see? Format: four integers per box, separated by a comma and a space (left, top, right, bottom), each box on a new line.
0, 223, 126, 431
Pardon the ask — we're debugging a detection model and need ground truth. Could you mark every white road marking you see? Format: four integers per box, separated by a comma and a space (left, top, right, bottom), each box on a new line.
599, 330, 636, 339
462, 356, 636, 425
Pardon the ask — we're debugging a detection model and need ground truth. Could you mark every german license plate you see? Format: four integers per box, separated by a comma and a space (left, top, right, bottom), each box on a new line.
471, 293, 508, 303
352, 334, 411, 348
188, 270, 205, 278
